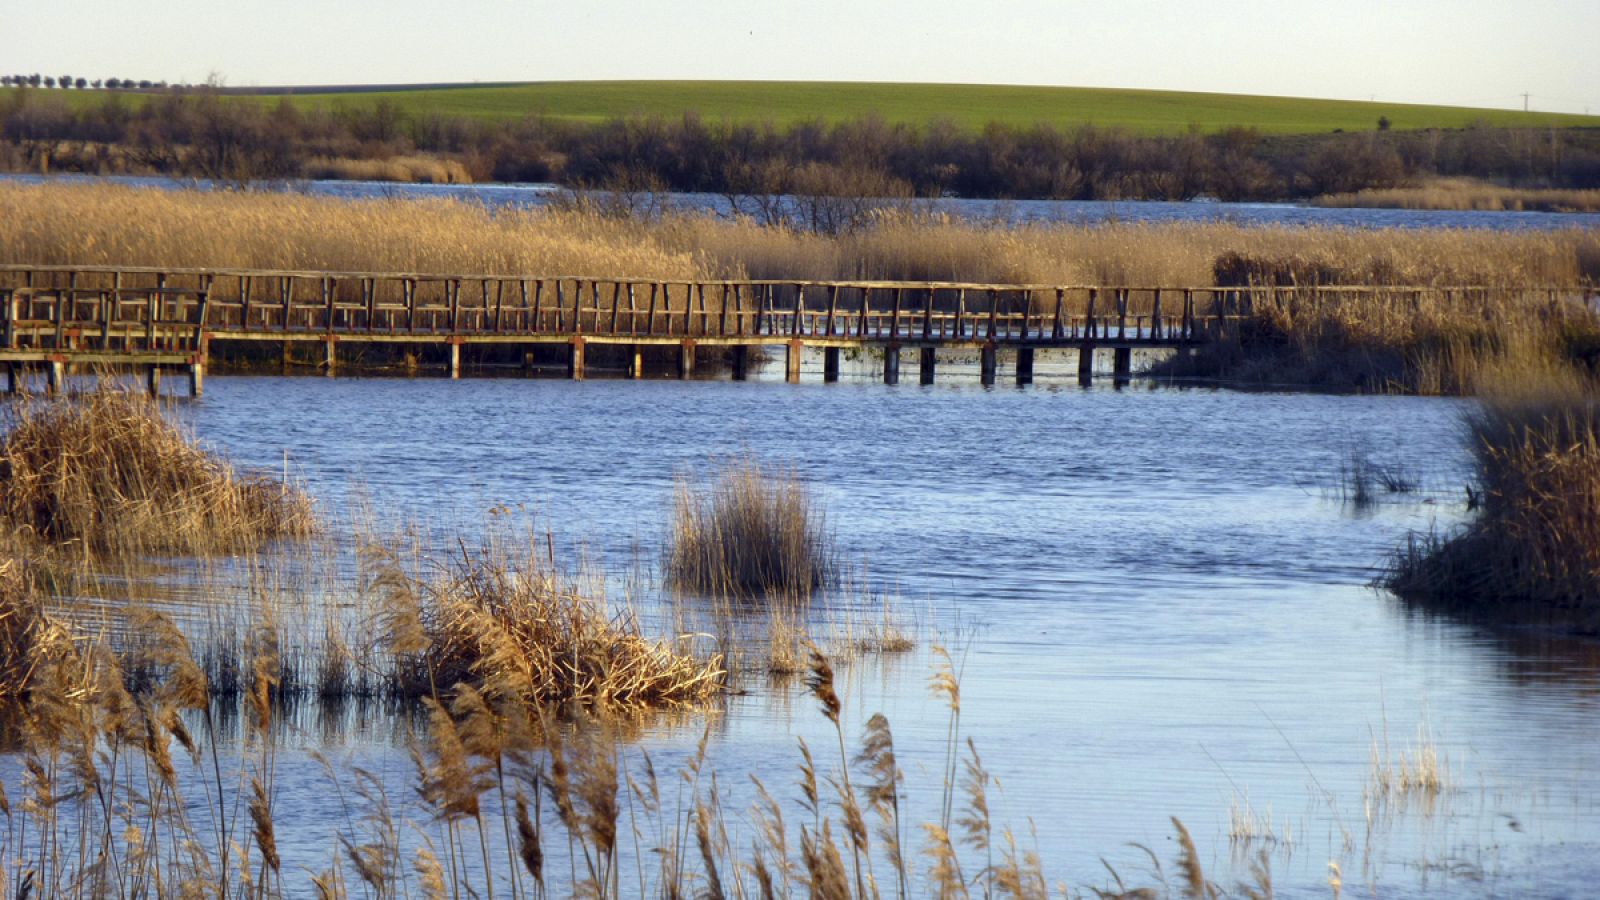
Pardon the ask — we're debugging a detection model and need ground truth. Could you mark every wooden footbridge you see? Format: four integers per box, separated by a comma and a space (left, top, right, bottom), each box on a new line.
0, 265, 1587, 396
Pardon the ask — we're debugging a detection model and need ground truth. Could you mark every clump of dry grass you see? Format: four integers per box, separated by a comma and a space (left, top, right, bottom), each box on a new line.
1387, 373, 1600, 628
1315, 178, 1600, 213
0, 385, 315, 555
379, 536, 724, 711
0, 554, 45, 708
303, 154, 472, 184
1156, 282, 1600, 394
666, 459, 835, 598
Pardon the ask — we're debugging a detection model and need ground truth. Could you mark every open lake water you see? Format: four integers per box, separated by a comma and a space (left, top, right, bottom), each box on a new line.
71, 362, 1591, 898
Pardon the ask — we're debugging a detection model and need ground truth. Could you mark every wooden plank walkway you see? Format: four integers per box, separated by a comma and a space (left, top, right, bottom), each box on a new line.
0, 265, 1591, 395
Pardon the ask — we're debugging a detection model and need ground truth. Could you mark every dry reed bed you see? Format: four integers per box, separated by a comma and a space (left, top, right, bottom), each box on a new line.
1316, 178, 1600, 213
302, 154, 474, 185
1156, 285, 1600, 394
3, 181, 1598, 287
0, 387, 315, 556
1387, 376, 1600, 630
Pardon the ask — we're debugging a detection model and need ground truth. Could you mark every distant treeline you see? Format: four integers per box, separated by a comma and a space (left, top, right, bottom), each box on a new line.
4, 87, 1599, 211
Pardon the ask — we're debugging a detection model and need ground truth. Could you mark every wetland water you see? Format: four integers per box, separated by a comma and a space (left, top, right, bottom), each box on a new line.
8, 172, 1600, 231
20, 363, 1599, 896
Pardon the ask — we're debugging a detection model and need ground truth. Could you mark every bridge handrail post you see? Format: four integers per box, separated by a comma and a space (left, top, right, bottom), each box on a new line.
792, 284, 805, 338
890, 288, 903, 341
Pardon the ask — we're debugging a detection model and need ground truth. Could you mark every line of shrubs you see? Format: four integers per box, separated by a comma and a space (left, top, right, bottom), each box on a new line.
4, 86, 1600, 204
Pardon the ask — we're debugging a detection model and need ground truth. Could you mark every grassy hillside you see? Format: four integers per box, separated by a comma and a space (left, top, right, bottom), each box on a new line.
11, 81, 1600, 134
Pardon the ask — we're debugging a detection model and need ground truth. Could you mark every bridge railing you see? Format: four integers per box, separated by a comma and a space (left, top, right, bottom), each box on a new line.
1, 266, 1592, 349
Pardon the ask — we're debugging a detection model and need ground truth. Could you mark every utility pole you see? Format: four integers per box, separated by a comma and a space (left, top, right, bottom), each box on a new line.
1522, 92, 1530, 112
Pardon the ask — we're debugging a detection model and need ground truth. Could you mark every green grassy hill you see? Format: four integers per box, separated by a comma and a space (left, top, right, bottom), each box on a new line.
11, 80, 1600, 134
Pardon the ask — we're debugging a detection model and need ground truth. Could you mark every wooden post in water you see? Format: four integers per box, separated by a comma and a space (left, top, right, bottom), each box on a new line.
188, 361, 203, 398
3, 363, 15, 395
449, 340, 462, 379
631, 345, 644, 379
567, 337, 586, 380
1077, 344, 1095, 387
1113, 346, 1132, 382
324, 338, 337, 377
883, 344, 900, 385
823, 346, 840, 382
786, 339, 803, 383
730, 344, 749, 381
1016, 347, 1035, 385
920, 347, 936, 384
980, 343, 997, 386
678, 339, 696, 378
145, 364, 160, 397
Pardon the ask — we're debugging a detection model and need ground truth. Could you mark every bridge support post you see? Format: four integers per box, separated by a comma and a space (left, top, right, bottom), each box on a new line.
1077, 344, 1095, 387
323, 338, 337, 377
145, 364, 160, 397
920, 347, 936, 384
4, 363, 16, 395
522, 350, 536, 377
980, 343, 997, 386
1016, 347, 1035, 385
567, 337, 586, 380
449, 340, 462, 380
786, 340, 803, 384
1113, 346, 1132, 382
188, 362, 204, 398
883, 344, 900, 385
43, 359, 63, 394
679, 340, 696, 379
631, 345, 644, 379
730, 345, 749, 381
823, 346, 840, 382
281, 341, 292, 373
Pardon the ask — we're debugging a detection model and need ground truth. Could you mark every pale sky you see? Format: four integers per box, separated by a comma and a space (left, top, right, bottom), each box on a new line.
5, 0, 1598, 114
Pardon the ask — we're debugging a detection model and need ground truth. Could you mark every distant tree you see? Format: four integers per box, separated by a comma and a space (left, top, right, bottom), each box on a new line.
74, 77, 87, 90
90, 79, 102, 89
27, 74, 41, 87
0, 76, 10, 87
137, 79, 152, 90
42, 76, 55, 88
60, 75, 73, 88
1377, 116, 1392, 131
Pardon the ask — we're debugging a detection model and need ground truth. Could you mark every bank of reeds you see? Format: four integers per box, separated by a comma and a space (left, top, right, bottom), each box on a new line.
1386, 375, 1600, 630
302, 154, 473, 184
4, 181, 1598, 288
0, 386, 314, 555
666, 460, 835, 597
1315, 178, 1600, 213
1155, 283, 1600, 394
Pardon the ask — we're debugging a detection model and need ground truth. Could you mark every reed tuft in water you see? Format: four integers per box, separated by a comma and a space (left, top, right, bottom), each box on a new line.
667, 459, 835, 597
